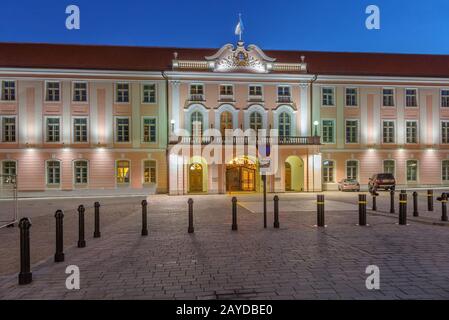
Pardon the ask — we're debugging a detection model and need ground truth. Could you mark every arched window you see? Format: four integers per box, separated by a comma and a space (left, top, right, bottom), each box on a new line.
220, 111, 233, 136
279, 112, 291, 137
249, 112, 263, 131
191, 111, 203, 136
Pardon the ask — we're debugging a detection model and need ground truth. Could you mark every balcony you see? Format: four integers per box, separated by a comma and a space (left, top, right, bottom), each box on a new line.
219, 94, 234, 102
189, 94, 205, 102
170, 135, 321, 146
248, 95, 263, 103
277, 96, 292, 103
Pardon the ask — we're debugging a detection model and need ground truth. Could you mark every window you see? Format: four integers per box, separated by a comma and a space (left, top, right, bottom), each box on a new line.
346, 160, 358, 180
191, 111, 203, 136
382, 120, 395, 144
443, 160, 449, 183
189, 84, 204, 101
442, 90, 449, 108
345, 88, 358, 107
46, 161, 60, 185
74, 160, 88, 184
322, 87, 335, 106
73, 118, 88, 143
1, 81, 15, 101
277, 86, 291, 102
405, 121, 418, 144
116, 160, 130, 184
442, 121, 449, 144
116, 83, 130, 103
406, 160, 418, 182
72, 82, 87, 102
249, 85, 263, 100
46, 117, 60, 142
219, 85, 233, 99
115, 118, 130, 142
143, 160, 156, 184
278, 112, 291, 137
1, 117, 16, 142
382, 88, 395, 107
142, 117, 157, 143
323, 160, 335, 183
249, 112, 263, 131
2, 161, 16, 184
322, 120, 335, 144
405, 89, 418, 107
345, 120, 358, 143
142, 84, 156, 103
220, 111, 233, 136
383, 160, 395, 175
45, 82, 60, 102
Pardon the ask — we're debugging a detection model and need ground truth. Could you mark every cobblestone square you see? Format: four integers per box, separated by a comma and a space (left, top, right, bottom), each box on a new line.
0, 191, 449, 300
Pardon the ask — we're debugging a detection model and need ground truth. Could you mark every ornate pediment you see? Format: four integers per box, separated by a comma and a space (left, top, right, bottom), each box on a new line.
172, 42, 307, 74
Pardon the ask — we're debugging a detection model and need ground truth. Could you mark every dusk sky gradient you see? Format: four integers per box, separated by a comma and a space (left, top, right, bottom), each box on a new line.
0, 0, 448, 54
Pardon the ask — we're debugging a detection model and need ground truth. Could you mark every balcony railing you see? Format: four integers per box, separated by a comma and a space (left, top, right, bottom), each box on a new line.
219, 94, 234, 102
170, 136, 321, 146
277, 96, 292, 103
189, 94, 205, 102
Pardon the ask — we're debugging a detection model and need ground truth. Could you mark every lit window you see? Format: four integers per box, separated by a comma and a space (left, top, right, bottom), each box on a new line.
323, 160, 335, 183
383, 88, 395, 107
116, 118, 130, 142
46, 117, 60, 142
74, 160, 88, 184
2, 161, 16, 184
345, 120, 358, 144
406, 160, 418, 182
46, 82, 60, 102
116, 83, 130, 103
322, 87, 335, 106
191, 112, 203, 136
142, 84, 156, 103
405, 89, 418, 107
322, 120, 335, 144
116, 160, 130, 184
47, 161, 61, 185
73, 82, 88, 102
346, 160, 358, 180
1, 81, 15, 101
73, 118, 88, 143
382, 120, 395, 144
345, 88, 358, 107
143, 160, 156, 184
142, 117, 157, 143
220, 112, 233, 136
1, 117, 16, 142
405, 121, 418, 144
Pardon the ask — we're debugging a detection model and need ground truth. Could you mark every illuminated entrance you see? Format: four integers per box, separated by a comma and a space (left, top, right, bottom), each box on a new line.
189, 163, 203, 192
226, 157, 257, 192
285, 156, 304, 192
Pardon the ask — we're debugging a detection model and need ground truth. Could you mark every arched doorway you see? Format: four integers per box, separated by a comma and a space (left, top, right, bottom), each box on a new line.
285, 156, 304, 192
189, 163, 203, 192
226, 157, 258, 192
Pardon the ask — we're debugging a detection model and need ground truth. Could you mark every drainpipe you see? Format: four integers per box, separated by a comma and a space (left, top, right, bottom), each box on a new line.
306, 75, 318, 192
161, 71, 170, 194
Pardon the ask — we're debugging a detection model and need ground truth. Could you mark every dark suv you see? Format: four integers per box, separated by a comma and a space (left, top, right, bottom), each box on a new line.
368, 173, 396, 192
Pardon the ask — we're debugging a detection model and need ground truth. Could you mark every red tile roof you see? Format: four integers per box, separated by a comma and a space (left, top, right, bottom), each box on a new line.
1, 42, 449, 78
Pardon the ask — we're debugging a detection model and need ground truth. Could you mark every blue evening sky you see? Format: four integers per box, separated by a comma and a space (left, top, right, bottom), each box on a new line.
0, 0, 448, 54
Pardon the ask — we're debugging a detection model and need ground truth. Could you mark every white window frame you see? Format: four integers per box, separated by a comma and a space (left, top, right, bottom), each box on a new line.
321, 119, 336, 144
219, 84, 234, 100
277, 85, 292, 103
345, 159, 359, 181
72, 116, 89, 144
441, 120, 449, 144
0, 115, 17, 143
442, 160, 449, 184
405, 120, 419, 144
1, 80, 16, 102
71, 81, 88, 103
116, 159, 131, 186
248, 84, 264, 101
45, 159, 61, 187
382, 87, 396, 108
44, 116, 61, 143
345, 119, 359, 144
383, 159, 396, 176
141, 83, 157, 104
114, 116, 131, 143
406, 159, 419, 183
73, 159, 89, 185
45, 81, 61, 103
405, 88, 418, 108
322, 160, 336, 184
189, 83, 205, 101
115, 82, 130, 104
321, 87, 336, 107
1, 159, 17, 184
142, 159, 157, 185
441, 89, 449, 108
141, 116, 157, 144
345, 87, 358, 107
382, 119, 396, 144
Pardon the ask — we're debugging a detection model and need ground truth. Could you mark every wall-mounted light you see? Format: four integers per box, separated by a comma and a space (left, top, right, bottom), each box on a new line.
170, 119, 175, 133
313, 121, 319, 137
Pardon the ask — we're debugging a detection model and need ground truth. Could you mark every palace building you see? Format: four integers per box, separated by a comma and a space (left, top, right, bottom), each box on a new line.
1, 41, 449, 194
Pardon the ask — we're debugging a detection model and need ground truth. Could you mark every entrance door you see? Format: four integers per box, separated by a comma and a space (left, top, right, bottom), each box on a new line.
189, 163, 203, 192
241, 167, 255, 191
285, 162, 292, 191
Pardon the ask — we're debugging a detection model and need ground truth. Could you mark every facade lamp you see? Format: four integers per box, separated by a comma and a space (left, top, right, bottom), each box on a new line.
313, 121, 319, 137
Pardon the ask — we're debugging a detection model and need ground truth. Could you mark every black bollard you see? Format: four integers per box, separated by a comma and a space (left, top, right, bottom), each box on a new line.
54, 210, 65, 262
94, 202, 101, 238
141, 200, 148, 236
188, 198, 194, 233
399, 193, 407, 225
231, 197, 238, 231
441, 193, 448, 222
18, 217, 32, 285
273, 195, 280, 229
358, 194, 367, 226
427, 190, 434, 211
372, 193, 377, 211
77, 205, 86, 248
413, 192, 419, 217
390, 190, 395, 214
317, 195, 325, 227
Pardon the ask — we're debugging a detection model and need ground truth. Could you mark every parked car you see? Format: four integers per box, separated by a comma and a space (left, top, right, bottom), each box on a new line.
368, 173, 396, 192
338, 179, 361, 192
